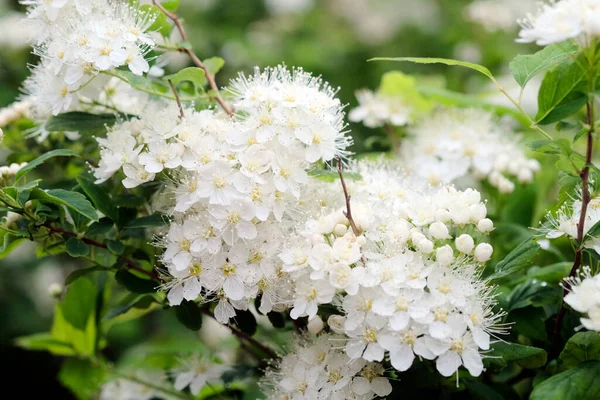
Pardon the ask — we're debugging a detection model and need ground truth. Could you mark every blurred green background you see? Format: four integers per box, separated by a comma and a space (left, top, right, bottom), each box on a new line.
0, 0, 544, 397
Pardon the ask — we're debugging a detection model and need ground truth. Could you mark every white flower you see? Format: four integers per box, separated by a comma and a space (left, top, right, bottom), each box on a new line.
290, 277, 335, 320
173, 356, 227, 396
474, 243, 493, 262
349, 89, 412, 128
517, 0, 586, 46
564, 267, 600, 331
455, 234, 475, 254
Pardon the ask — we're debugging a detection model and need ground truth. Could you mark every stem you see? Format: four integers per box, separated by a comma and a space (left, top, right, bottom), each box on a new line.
554, 100, 595, 338
152, 0, 235, 117
168, 79, 185, 119
384, 123, 400, 151
43, 223, 161, 281
337, 156, 362, 237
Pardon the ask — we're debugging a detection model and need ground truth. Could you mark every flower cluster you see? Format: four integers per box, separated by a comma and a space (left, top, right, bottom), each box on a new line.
564, 267, 600, 331
278, 162, 502, 378
94, 65, 351, 323
398, 108, 539, 192
517, 0, 600, 46
172, 355, 228, 396
467, 0, 536, 32
260, 334, 392, 400
0, 101, 32, 129
21, 0, 157, 115
348, 89, 413, 128
100, 371, 172, 400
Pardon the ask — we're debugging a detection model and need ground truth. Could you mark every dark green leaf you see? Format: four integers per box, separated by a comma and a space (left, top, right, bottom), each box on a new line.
508, 307, 549, 342
491, 237, 540, 280
65, 238, 90, 257
125, 214, 168, 229
509, 42, 579, 88
267, 312, 286, 328
29, 188, 98, 221
76, 176, 118, 222
540, 94, 587, 125
174, 300, 203, 331
15, 149, 77, 181
115, 269, 156, 294
65, 266, 108, 285
59, 358, 106, 400
506, 280, 562, 311
62, 277, 97, 330
530, 362, 600, 400
485, 342, 547, 369
463, 379, 504, 400
559, 332, 600, 371
107, 240, 125, 255
105, 295, 157, 321
527, 262, 572, 283
536, 60, 586, 124
0, 229, 26, 259
233, 310, 257, 336
15, 333, 75, 356
45, 112, 124, 133
86, 218, 114, 237
87, 247, 118, 268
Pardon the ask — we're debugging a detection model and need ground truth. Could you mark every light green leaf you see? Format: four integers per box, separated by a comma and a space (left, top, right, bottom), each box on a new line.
16, 149, 77, 181
45, 112, 125, 133
61, 277, 97, 330
559, 332, 600, 371
140, 4, 173, 37
509, 42, 579, 88
160, 0, 180, 11
485, 342, 547, 369
309, 169, 362, 182
378, 71, 431, 113
204, 57, 225, 75
165, 67, 207, 89
491, 237, 540, 280
29, 188, 98, 222
536, 60, 586, 124
15, 333, 75, 356
370, 57, 495, 80
59, 358, 106, 400
530, 362, 600, 400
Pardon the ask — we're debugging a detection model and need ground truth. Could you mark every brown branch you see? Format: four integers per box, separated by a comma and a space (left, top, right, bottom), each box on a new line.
554, 101, 595, 338
168, 79, 185, 119
43, 223, 160, 281
337, 156, 362, 237
384, 123, 400, 151
152, 0, 234, 117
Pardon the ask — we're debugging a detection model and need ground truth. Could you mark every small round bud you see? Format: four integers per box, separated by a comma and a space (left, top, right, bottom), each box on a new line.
429, 221, 449, 239
517, 168, 534, 183
477, 218, 494, 233
411, 230, 426, 245
463, 188, 481, 205
418, 239, 434, 254
451, 209, 470, 225
474, 243, 493, 262
333, 223, 347, 237
455, 234, 475, 254
327, 315, 346, 334
469, 203, 487, 223
435, 209, 451, 223
436, 245, 454, 267
307, 315, 324, 334
48, 283, 63, 298
498, 178, 515, 194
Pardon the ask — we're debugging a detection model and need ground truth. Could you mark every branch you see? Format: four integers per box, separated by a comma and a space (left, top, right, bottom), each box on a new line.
337, 156, 362, 237
168, 79, 185, 119
554, 101, 595, 338
152, 0, 234, 117
43, 223, 160, 281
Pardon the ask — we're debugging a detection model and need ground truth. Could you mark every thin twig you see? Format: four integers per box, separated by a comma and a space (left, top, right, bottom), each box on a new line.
168, 79, 185, 119
384, 123, 400, 151
152, 0, 234, 117
43, 223, 160, 281
337, 156, 361, 237
554, 101, 595, 338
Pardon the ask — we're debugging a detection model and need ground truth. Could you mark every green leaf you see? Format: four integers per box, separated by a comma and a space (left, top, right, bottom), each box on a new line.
267, 312, 286, 328
61, 277, 97, 330
463, 379, 504, 400
166, 67, 207, 89
506, 280, 562, 311
527, 262, 572, 283
491, 237, 540, 280
15, 149, 77, 181
29, 188, 98, 222
105, 295, 158, 322
140, 4, 173, 37
509, 42, 579, 88
485, 342, 548, 369
204, 57, 225, 75
536, 60, 586, 124
15, 333, 75, 356
45, 112, 124, 133
66, 238, 90, 257
51, 304, 96, 356
59, 358, 106, 400
107, 240, 125, 255
86, 218, 114, 237
115, 269, 156, 294
309, 169, 362, 182
370, 57, 495, 80
160, 0, 180, 11
125, 214, 168, 229
559, 332, 600, 371
175, 300, 203, 331
530, 362, 600, 400
0, 229, 26, 259
233, 310, 257, 336
508, 307, 549, 342
76, 176, 118, 222
65, 266, 109, 285
378, 71, 431, 113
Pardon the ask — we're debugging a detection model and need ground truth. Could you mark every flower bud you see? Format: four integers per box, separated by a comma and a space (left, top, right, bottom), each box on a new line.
429, 221, 449, 239
327, 315, 346, 334
436, 245, 454, 267
455, 234, 474, 254
333, 223, 347, 237
474, 243, 493, 262
48, 283, 63, 298
418, 239, 434, 254
307, 315, 324, 334
477, 218, 494, 233
469, 203, 487, 223
435, 209, 451, 223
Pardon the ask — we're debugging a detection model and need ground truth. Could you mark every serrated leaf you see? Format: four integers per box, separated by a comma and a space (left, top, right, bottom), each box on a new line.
485, 342, 547, 369
175, 300, 203, 331
45, 112, 124, 133
530, 362, 600, 400
29, 188, 98, 221
66, 238, 90, 257
559, 332, 600, 371
76, 176, 118, 222
536, 60, 586, 124
370, 57, 495, 80
204, 57, 225, 75
509, 42, 579, 88
491, 237, 540, 280
16, 149, 77, 181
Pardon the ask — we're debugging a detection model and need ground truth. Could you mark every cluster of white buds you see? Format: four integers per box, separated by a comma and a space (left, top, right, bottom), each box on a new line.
100, 371, 171, 400
399, 108, 539, 192
0, 162, 28, 183
279, 162, 503, 378
94, 65, 352, 323
260, 334, 392, 400
348, 89, 413, 128
20, 0, 157, 115
0, 101, 32, 129
564, 266, 600, 331
517, 0, 600, 46
171, 355, 228, 396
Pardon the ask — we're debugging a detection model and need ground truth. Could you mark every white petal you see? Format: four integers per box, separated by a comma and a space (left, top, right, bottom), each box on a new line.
436, 351, 462, 377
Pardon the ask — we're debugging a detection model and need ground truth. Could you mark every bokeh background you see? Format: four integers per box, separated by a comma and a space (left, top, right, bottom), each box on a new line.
0, 0, 544, 397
